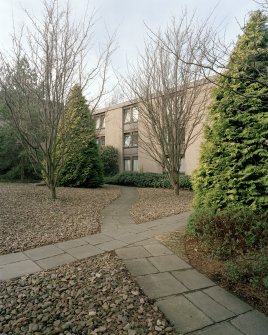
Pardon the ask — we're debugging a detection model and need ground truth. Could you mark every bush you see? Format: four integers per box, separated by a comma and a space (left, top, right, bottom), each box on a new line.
100, 146, 119, 176
224, 250, 268, 291
187, 206, 268, 259
104, 172, 192, 190
58, 140, 104, 188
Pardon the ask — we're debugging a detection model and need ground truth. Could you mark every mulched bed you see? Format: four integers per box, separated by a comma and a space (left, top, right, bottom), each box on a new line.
0, 183, 120, 255
130, 188, 193, 224
0, 252, 175, 335
160, 230, 268, 316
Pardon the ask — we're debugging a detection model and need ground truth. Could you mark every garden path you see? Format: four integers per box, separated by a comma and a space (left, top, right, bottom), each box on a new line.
0, 186, 267, 334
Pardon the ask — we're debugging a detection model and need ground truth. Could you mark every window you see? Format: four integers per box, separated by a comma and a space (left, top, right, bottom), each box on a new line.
124, 158, 131, 171
96, 136, 105, 146
123, 106, 138, 123
123, 132, 138, 147
124, 156, 139, 171
96, 114, 105, 129
133, 157, 139, 171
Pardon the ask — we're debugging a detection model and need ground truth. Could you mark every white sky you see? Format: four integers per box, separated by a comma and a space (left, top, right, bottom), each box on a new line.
0, 0, 259, 105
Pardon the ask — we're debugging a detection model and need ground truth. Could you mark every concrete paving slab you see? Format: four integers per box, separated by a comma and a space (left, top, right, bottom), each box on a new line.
157, 295, 212, 333
136, 272, 187, 299
0, 252, 28, 266
129, 238, 157, 247
66, 244, 103, 259
203, 286, 252, 315
36, 253, 76, 270
116, 233, 149, 244
124, 258, 159, 276
98, 239, 127, 251
172, 269, 215, 290
143, 243, 173, 256
185, 291, 235, 322
116, 246, 152, 259
136, 230, 160, 239
189, 322, 243, 335
0, 260, 42, 280
148, 255, 192, 272
24, 245, 64, 261
82, 233, 113, 245
230, 310, 268, 335
55, 238, 87, 250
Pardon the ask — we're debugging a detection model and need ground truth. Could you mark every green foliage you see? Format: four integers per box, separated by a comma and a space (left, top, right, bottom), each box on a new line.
187, 206, 268, 259
104, 172, 192, 190
223, 249, 268, 293
193, 11, 268, 212
57, 85, 103, 187
0, 122, 39, 181
100, 145, 119, 176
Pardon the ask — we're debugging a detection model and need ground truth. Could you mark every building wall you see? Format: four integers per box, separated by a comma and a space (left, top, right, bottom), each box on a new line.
94, 82, 212, 176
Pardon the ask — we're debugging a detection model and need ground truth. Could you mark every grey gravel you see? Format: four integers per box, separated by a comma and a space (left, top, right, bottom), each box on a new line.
0, 252, 175, 335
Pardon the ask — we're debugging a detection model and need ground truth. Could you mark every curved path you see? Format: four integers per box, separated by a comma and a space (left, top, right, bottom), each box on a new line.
0, 186, 267, 334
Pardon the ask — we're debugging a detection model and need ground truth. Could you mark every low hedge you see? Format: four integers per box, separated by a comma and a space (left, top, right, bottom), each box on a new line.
104, 172, 192, 190
187, 206, 268, 259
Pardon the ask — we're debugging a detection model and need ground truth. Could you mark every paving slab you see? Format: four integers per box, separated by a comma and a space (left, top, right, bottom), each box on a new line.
66, 244, 103, 259
55, 238, 87, 251
0, 260, 42, 280
116, 233, 149, 244
189, 322, 243, 335
36, 253, 76, 270
230, 310, 268, 335
157, 295, 212, 333
203, 286, 252, 315
24, 245, 64, 261
82, 233, 113, 245
98, 239, 127, 251
148, 255, 191, 272
129, 238, 157, 247
0, 252, 28, 266
172, 269, 215, 290
124, 258, 159, 276
136, 272, 187, 299
143, 243, 173, 256
116, 246, 152, 259
185, 291, 235, 322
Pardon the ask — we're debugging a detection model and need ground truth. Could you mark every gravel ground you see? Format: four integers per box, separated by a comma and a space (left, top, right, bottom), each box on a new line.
130, 188, 193, 224
0, 183, 120, 255
0, 252, 174, 335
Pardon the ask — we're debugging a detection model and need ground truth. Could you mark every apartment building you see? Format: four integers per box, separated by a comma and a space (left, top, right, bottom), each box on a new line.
94, 95, 207, 176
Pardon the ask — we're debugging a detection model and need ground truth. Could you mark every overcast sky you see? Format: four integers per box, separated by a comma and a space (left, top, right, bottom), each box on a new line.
0, 0, 259, 104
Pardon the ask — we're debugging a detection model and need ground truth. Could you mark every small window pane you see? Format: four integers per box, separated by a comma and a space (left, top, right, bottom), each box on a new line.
124, 109, 131, 123
124, 133, 131, 147
96, 118, 100, 129
100, 136, 105, 146
101, 115, 105, 128
180, 158, 185, 173
124, 158, 131, 171
132, 107, 138, 122
132, 132, 138, 147
133, 157, 139, 171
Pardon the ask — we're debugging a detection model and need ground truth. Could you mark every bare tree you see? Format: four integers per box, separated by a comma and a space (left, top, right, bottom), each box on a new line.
0, 0, 113, 199
122, 17, 211, 195
153, 8, 268, 90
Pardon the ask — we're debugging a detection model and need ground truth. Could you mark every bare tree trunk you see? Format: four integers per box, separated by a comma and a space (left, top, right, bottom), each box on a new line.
121, 14, 211, 194
0, 0, 113, 199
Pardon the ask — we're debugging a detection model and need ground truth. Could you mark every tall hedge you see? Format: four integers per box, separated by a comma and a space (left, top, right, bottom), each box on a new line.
193, 11, 268, 211
58, 85, 103, 187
